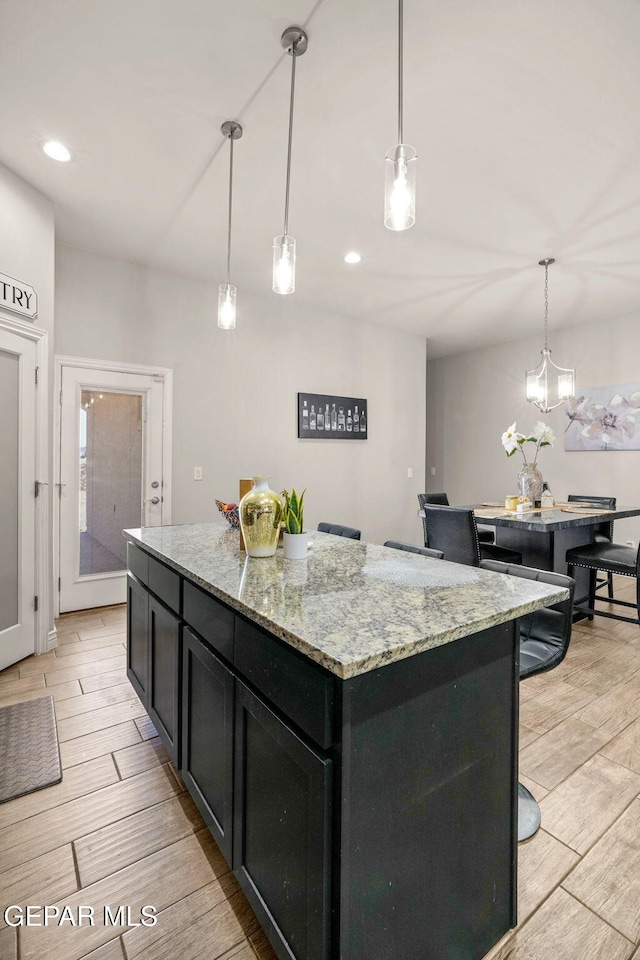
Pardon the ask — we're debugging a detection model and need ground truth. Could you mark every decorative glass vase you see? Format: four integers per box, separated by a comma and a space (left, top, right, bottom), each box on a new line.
517, 463, 544, 505
239, 476, 283, 558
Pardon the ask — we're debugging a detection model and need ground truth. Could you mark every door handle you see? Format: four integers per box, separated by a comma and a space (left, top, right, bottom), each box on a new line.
143, 497, 160, 506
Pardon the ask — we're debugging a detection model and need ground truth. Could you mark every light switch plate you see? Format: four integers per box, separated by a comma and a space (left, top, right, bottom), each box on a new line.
193, 466, 203, 481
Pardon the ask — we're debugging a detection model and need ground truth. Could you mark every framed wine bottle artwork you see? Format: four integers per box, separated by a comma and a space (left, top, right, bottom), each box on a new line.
297, 392, 368, 440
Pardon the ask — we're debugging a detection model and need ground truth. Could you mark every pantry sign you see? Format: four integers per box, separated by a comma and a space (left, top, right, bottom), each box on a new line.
0, 272, 37, 320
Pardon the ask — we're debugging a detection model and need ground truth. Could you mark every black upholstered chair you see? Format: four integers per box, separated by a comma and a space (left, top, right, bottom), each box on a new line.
418, 492, 494, 544
480, 559, 575, 841
567, 494, 616, 598
421, 504, 522, 566
383, 540, 444, 560
566, 540, 640, 627
317, 522, 361, 540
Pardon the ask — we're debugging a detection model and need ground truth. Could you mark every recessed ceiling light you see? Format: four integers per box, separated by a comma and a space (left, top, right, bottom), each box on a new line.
344, 252, 361, 264
41, 140, 73, 162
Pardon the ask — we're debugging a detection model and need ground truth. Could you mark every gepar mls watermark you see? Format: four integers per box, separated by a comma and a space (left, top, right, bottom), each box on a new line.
3, 905, 158, 927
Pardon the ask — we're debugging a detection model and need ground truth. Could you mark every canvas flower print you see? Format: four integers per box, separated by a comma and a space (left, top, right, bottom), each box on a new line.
564, 383, 640, 450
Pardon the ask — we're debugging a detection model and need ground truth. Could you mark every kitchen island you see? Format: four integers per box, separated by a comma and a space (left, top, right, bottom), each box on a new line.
125, 522, 569, 960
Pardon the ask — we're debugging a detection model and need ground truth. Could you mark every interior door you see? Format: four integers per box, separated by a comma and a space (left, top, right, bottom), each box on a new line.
0, 328, 36, 670
59, 366, 165, 613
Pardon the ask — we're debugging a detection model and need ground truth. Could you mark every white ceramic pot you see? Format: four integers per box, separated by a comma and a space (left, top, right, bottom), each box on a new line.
283, 531, 308, 560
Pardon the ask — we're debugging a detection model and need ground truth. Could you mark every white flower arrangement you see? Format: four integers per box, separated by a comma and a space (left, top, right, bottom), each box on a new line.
501, 421, 556, 465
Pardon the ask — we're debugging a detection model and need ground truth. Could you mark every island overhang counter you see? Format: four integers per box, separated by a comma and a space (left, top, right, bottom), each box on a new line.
124, 522, 569, 960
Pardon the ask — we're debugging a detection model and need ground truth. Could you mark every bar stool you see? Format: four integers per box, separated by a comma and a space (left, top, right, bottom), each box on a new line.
317, 522, 361, 540
383, 540, 444, 559
480, 559, 575, 840
421, 504, 522, 566
567, 494, 616, 598
566, 540, 640, 626
418, 493, 494, 544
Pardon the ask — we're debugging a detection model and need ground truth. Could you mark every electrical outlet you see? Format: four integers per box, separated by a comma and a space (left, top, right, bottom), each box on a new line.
407, 467, 413, 479
430, 467, 436, 477
193, 466, 203, 481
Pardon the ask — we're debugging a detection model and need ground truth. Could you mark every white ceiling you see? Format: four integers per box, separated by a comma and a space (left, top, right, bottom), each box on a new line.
1, 0, 639, 356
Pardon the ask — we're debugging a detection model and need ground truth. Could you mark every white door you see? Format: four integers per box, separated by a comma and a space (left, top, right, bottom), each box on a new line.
58, 365, 166, 613
0, 328, 36, 670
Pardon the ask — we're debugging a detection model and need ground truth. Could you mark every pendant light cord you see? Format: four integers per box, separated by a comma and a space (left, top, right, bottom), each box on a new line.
543, 261, 549, 351
398, 0, 404, 146
226, 134, 234, 284
283, 37, 298, 237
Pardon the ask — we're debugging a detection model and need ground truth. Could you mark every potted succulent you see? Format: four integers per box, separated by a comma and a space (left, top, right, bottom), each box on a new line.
281, 488, 307, 559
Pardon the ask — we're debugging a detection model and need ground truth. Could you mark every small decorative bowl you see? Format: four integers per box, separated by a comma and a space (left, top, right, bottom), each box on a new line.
215, 499, 240, 529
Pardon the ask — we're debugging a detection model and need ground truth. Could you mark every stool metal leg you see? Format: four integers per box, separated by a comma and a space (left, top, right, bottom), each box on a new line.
518, 781, 541, 842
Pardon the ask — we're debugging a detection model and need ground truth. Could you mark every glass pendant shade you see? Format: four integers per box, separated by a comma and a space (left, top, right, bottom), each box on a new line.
217, 283, 237, 330
384, 144, 416, 231
272, 235, 296, 295
526, 348, 576, 413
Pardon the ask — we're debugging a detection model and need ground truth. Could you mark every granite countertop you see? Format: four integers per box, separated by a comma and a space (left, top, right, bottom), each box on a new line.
125, 522, 569, 679
471, 504, 640, 533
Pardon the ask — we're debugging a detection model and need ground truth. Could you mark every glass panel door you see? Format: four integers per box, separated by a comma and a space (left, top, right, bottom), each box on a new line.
79, 389, 143, 576
0, 349, 19, 631
0, 328, 36, 670
59, 365, 166, 613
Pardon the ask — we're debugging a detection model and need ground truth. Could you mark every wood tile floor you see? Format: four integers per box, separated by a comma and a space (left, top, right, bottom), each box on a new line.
0, 578, 638, 960
0, 604, 277, 960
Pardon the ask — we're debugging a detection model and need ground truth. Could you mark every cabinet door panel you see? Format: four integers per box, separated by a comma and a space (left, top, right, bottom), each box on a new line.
182, 627, 234, 864
127, 574, 149, 702
234, 681, 332, 960
148, 596, 181, 766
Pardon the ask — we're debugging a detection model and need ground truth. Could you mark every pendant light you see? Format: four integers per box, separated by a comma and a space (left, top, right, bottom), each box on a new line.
525, 258, 576, 412
218, 120, 243, 330
384, 0, 416, 231
273, 26, 308, 295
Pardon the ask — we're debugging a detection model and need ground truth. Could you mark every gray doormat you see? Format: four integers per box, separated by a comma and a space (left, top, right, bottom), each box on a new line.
0, 695, 62, 804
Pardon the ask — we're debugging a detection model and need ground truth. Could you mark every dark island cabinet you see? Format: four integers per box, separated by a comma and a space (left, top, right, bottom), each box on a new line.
126, 574, 149, 703
233, 680, 332, 960
126, 543, 183, 768
181, 626, 235, 863
127, 539, 519, 960
147, 595, 181, 767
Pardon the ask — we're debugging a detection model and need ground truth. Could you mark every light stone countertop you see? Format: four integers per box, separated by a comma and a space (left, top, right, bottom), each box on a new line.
125, 522, 570, 680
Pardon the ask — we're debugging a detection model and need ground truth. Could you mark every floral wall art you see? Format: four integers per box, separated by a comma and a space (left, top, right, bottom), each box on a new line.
565, 384, 640, 451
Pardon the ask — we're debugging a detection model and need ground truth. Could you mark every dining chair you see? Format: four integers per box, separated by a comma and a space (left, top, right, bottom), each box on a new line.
421, 504, 522, 566
566, 540, 640, 627
317, 522, 361, 540
383, 540, 444, 559
417, 493, 494, 544
567, 494, 616, 598
480, 558, 575, 841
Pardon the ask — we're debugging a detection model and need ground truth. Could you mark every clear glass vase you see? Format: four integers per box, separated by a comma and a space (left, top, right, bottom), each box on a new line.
239, 476, 283, 558
517, 463, 544, 505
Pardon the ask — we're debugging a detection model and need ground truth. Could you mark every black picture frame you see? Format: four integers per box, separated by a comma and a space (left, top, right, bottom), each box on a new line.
297, 393, 368, 440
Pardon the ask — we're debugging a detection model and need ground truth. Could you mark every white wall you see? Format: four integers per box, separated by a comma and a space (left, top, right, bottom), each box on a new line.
0, 162, 55, 632
427, 315, 640, 543
55, 244, 427, 546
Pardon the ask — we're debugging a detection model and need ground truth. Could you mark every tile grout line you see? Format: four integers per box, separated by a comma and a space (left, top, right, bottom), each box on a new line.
557, 887, 636, 952
70, 838, 82, 893
0, 764, 180, 873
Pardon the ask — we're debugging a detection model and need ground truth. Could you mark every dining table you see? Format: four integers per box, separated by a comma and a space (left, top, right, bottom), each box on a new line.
471, 501, 640, 616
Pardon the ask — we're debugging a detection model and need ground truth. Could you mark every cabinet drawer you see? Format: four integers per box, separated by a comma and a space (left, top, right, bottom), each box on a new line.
148, 555, 181, 615
183, 581, 234, 661
127, 542, 149, 586
234, 616, 334, 750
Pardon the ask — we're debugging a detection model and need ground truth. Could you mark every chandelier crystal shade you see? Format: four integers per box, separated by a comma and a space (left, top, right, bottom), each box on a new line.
525, 259, 576, 413
273, 26, 308, 295
217, 120, 243, 330
384, 0, 416, 231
